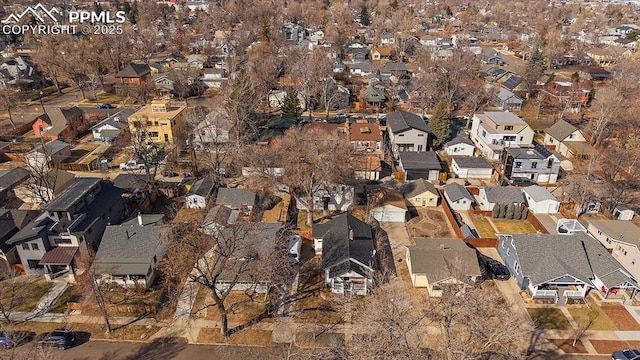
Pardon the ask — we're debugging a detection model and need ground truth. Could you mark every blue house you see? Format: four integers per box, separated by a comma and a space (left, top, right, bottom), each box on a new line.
498, 233, 639, 303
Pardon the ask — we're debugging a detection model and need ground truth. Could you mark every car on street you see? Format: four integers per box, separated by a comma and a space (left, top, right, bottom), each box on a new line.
37, 330, 74, 350
119, 160, 146, 170
612, 349, 640, 360
485, 259, 511, 280
0, 331, 35, 348
588, 174, 605, 184
97, 103, 114, 109
510, 177, 536, 186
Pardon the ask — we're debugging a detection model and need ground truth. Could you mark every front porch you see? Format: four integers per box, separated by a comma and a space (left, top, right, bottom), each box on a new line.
39, 246, 78, 283
329, 277, 370, 296
528, 283, 590, 304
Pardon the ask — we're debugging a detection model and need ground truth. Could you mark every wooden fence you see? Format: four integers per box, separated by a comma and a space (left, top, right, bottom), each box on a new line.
464, 238, 498, 248
527, 212, 549, 234
439, 189, 463, 238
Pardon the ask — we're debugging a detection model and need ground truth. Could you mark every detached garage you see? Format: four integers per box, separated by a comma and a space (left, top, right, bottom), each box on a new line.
451, 156, 493, 179
523, 185, 559, 214
368, 187, 408, 223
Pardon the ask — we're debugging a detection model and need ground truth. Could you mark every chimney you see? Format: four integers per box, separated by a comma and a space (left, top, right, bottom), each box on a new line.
138, 213, 143, 226
349, 229, 354, 240
439, 243, 446, 249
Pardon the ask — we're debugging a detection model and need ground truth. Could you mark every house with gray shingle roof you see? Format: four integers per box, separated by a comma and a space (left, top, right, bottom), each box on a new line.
406, 237, 481, 297
186, 179, 215, 209
443, 134, 475, 157
522, 185, 559, 214
89, 110, 133, 141
451, 156, 493, 179
498, 232, 639, 303
387, 110, 430, 159
94, 222, 169, 289
543, 119, 593, 159
0, 167, 30, 200
215, 188, 256, 211
443, 183, 474, 211
478, 186, 524, 211
587, 220, 640, 287
313, 213, 376, 295
24, 139, 71, 171
402, 179, 440, 207
397, 151, 441, 181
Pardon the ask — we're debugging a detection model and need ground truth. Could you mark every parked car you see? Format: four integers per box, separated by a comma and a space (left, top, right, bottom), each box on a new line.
0, 331, 34, 348
588, 174, 605, 184
37, 330, 74, 350
119, 160, 146, 170
485, 259, 510, 280
510, 177, 536, 186
97, 103, 114, 109
612, 349, 640, 360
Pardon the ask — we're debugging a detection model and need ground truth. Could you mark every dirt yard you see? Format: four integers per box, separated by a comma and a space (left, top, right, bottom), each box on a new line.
407, 208, 456, 238
600, 304, 640, 331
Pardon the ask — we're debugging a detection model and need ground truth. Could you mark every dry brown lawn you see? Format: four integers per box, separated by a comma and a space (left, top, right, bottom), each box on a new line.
549, 339, 588, 354
491, 219, 537, 234
69, 323, 161, 341
568, 306, 617, 331
197, 327, 273, 346
471, 216, 496, 238
0, 277, 53, 312
600, 304, 640, 331
293, 290, 347, 325
203, 292, 270, 324
9, 322, 63, 335
295, 331, 345, 349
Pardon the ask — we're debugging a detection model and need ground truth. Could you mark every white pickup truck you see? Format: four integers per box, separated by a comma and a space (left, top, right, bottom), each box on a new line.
119, 160, 146, 170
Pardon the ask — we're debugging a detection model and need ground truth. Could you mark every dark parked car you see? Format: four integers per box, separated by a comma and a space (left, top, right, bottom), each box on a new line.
485, 259, 510, 280
97, 103, 114, 109
612, 349, 640, 360
510, 177, 536, 187
0, 331, 34, 348
37, 330, 74, 350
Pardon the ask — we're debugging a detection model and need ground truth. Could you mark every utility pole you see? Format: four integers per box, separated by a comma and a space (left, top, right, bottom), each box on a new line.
39, 91, 46, 114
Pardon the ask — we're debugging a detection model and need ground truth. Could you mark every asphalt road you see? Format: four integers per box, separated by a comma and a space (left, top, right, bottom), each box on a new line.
50, 341, 316, 360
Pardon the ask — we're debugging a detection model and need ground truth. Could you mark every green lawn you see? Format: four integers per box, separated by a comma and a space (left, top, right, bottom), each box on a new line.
471, 217, 496, 238
527, 308, 572, 330
568, 307, 617, 331
492, 219, 538, 234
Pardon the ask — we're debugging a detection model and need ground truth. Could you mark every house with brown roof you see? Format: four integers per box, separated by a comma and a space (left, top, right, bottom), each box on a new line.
114, 63, 152, 85
371, 46, 392, 61
32, 106, 84, 140
348, 121, 383, 157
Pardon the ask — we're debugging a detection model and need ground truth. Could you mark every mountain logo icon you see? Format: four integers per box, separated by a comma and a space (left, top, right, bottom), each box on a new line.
1, 4, 61, 24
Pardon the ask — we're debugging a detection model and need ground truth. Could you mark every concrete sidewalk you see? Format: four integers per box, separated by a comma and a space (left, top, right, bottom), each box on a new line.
33, 281, 68, 316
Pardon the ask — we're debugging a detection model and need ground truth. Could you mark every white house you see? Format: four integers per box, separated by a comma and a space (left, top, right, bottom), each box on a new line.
522, 185, 559, 214
89, 110, 133, 142
587, 220, 640, 286
443, 183, 474, 211
613, 204, 635, 221
478, 186, 525, 211
268, 90, 305, 109
387, 110, 430, 158
543, 119, 593, 159
368, 187, 408, 223
451, 156, 493, 179
470, 112, 534, 160
443, 135, 475, 157
185, 179, 215, 209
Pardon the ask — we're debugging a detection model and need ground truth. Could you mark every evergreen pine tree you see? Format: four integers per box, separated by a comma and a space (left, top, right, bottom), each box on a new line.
491, 205, 500, 218
128, 0, 138, 24
506, 203, 515, 219
360, 6, 370, 26
514, 204, 522, 220
521, 207, 529, 220
281, 89, 302, 118
497, 204, 507, 218
429, 102, 451, 148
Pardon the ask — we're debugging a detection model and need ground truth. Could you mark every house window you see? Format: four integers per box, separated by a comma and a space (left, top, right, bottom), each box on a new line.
569, 133, 574, 139
146, 121, 152, 126
519, 136, 523, 141
531, 162, 538, 169
133, 121, 140, 127
54, 238, 73, 245
22, 243, 29, 250
482, 130, 486, 138
547, 159, 553, 168
515, 161, 522, 168
514, 261, 520, 273
417, 145, 423, 151
632, 260, 636, 265
27, 260, 43, 270
31, 243, 39, 251
503, 136, 516, 142
624, 250, 628, 256
398, 134, 405, 137
154, 121, 159, 126
549, 138, 554, 143
501, 241, 505, 249
417, 133, 424, 137
504, 125, 514, 131
149, 131, 159, 138
506, 248, 510, 256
